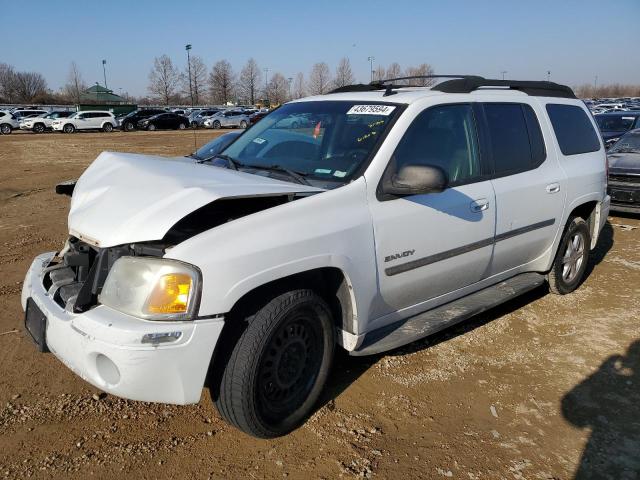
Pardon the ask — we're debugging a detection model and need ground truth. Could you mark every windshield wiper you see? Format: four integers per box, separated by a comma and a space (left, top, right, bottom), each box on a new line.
611, 148, 640, 154
199, 153, 243, 169
244, 164, 311, 185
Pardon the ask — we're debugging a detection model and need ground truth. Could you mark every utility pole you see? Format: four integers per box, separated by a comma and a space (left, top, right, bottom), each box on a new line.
546, 70, 551, 82
287, 77, 293, 100
185, 44, 194, 106
594, 75, 598, 92
264, 68, 270, 104
102, 60, 108, 89
367, 56, 375, 83
501, 70, 507, 80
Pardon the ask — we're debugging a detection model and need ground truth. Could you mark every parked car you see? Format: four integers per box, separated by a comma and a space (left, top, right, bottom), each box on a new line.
606, 129, 640, 213
12, 109, 48, 121
22, 76, 609, 438
594, 112, 640, 147
188, 109, 222, 128
188, 131, 242, 161
119, 109, 167, 131
137, 112, 189, 131
171, 109, 188, 116
203, 110, 250, 129
0, 110, 19, 134
52, 111, 117, 133
273, 113, 314, 129
249, 111, 268, 126
20, 111, 74, 133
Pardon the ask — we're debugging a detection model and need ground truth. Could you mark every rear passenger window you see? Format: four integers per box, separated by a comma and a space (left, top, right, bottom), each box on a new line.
483, 103, 545, 176
546, 104, 600, 155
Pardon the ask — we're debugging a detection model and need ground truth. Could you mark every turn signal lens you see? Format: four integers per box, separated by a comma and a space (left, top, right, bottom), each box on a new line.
146, 273, 192, 314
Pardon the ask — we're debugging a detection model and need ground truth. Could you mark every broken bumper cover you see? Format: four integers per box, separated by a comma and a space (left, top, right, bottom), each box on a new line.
21, 252, 224, 405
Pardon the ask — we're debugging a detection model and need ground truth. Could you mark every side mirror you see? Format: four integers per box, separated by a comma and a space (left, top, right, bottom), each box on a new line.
382, 164, 448, 196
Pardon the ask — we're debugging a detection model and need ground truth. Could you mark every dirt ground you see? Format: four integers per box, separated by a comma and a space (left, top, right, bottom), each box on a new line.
0, 130, 639, 480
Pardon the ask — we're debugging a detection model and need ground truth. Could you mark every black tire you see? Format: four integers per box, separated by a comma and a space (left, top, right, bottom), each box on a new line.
0, 123, 12, 134
147, 123, 156, 131
240, 120, 248, 129
213, 120, 221, 129
215, 289, 335, 438
124, 121, 135, 132
63, 123, 75, 134
547, 217, 590, 295
103, 123, 113, 133
190, 121, 198, 129
33, 123, 46, 134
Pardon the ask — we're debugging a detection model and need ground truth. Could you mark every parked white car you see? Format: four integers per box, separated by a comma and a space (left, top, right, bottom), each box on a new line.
203, 110, 250, 129
20, 111, 75, 133
22, 76, 610, 438
52, 111, 117, 133
0, 110, 20, 134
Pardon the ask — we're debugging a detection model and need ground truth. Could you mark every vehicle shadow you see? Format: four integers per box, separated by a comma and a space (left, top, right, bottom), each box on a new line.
561, 340, 640, 479
583, 220, 614, 280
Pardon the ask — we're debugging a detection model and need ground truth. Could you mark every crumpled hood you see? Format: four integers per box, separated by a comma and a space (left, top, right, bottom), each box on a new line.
68, 151, 323, 247
608, 152, 640, 173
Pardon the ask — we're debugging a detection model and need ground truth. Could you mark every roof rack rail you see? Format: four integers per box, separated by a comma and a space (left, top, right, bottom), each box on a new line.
432, 77, 576, 99
328, 75, 576, 99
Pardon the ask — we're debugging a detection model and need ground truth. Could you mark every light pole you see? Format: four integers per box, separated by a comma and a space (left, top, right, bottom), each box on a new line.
546, 70, 551, 81
594, 75, 598, 93
185, 44, 194, 106
501, 70, 507, 80
287, 77, 293, 100
264, 68, 270, 104
367, 56, 375, 82
102, 60, 108, 89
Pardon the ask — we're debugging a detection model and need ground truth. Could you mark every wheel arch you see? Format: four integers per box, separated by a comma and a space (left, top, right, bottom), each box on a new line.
567, 200, 600, 249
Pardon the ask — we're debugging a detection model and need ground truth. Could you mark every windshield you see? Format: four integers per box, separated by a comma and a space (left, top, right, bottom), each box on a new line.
609, 132, 640, 153
222, 101, 400, 187
193, 132, 241, 160
596, 115, 637, 132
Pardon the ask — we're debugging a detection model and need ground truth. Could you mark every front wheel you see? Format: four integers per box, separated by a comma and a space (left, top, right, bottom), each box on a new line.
240, 120, 248, 129
215, 289, 335, 438
178, 122, 186, 130
33, 123, 46, 133
124, 121, 134, 132
213, 120, 221, 129
63, 123, 75, 134
147, 123, 156, 131
0, 123, 12, 134
547, 217, 590, 295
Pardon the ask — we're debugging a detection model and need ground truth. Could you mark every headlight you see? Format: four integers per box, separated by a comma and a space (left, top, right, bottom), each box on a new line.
99, 257, 201, 321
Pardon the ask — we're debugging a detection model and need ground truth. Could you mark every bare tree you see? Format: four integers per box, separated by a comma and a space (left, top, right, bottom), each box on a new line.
266, 73, 289, 105
307, 62, 331, 95
334, 57, 355, 88
404, 63, 436, 86
63, 62, 87, 104
183, 55, 207, 105
373, 65, 386, 82
385, 63, 402, 80
209, 60, 236, 105
148, 54, 181, 105
293, 72, 306, 99
238, 58, 262, 105
14, 72, 47, 102
0, 63, 18, 102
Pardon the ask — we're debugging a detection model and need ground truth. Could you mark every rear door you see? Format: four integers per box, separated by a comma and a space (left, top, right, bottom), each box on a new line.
479, 101, 566, 275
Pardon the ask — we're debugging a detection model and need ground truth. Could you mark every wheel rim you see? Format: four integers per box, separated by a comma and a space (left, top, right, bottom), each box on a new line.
214, 121, 220, 129
179, 123, 185, 129
1, 124, 10, 134
34, 124, 44, 133
241, 121, 247, 128
64, 125, 73, 133
105, 124, 112, 132
125, 122, 133, 131
257, 310, 324, 423
149, 124, 155, 130
562, 232, 585, 282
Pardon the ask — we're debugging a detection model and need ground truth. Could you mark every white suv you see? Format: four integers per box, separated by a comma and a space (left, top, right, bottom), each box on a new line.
0, 110, 20, 134
22, 76, 610, 438
52, 111, 116, 133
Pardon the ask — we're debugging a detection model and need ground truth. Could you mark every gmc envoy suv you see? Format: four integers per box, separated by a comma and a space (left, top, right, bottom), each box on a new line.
22, 76, 610, 438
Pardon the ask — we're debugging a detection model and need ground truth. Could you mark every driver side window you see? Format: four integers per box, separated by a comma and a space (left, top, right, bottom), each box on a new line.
393, 104, 481, 186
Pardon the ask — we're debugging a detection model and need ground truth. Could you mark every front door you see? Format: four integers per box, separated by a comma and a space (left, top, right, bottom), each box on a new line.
368, 103, 495, 324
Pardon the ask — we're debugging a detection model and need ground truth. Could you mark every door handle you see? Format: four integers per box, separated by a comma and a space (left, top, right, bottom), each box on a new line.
470, 199, 489, 212
546, 182, 561, 194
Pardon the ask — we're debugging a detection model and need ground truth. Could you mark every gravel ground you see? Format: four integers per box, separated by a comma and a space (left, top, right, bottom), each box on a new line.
0, 130, 638, 480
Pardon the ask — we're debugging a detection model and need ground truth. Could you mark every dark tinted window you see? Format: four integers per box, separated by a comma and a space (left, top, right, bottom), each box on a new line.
484, 103, 539, 175
393, 104, 481, 185
523, 105, 546, 165
546, 104, 601, 155
595, 114, 638, 132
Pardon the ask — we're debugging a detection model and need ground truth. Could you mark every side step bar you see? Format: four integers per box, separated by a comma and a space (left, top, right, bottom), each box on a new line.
351, 272, 546, 356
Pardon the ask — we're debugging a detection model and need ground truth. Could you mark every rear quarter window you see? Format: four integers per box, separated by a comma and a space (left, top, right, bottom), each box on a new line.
546, 104, 601, 155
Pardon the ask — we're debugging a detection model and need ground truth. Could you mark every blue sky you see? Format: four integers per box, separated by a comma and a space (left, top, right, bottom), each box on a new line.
3, 0, 639, 96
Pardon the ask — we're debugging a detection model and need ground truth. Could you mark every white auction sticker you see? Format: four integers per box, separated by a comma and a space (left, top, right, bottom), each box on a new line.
346, 105, 396, 116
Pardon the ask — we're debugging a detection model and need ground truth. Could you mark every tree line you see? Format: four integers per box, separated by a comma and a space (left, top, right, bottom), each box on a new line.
2, 58, 640, 106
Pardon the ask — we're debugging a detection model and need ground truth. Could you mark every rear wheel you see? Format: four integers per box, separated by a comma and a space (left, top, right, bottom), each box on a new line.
0, 123, 12, 134
547, 217, 590, 295
33, 123, 45, 133
63, 123, 75, 134
215, 289, 335, 438
103, 122, 113, 132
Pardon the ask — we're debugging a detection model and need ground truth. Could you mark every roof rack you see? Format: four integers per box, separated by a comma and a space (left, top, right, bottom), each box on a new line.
328, 75, 576, 99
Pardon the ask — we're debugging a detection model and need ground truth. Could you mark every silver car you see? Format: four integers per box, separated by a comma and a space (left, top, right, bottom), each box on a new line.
189, 109, 222, 128
203, 110, 250, 129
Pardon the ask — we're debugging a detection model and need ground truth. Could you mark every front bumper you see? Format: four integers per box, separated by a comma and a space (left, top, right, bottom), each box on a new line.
51, 124, 63, 131
22, 253, 224, 404
608, 180, 640, 213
